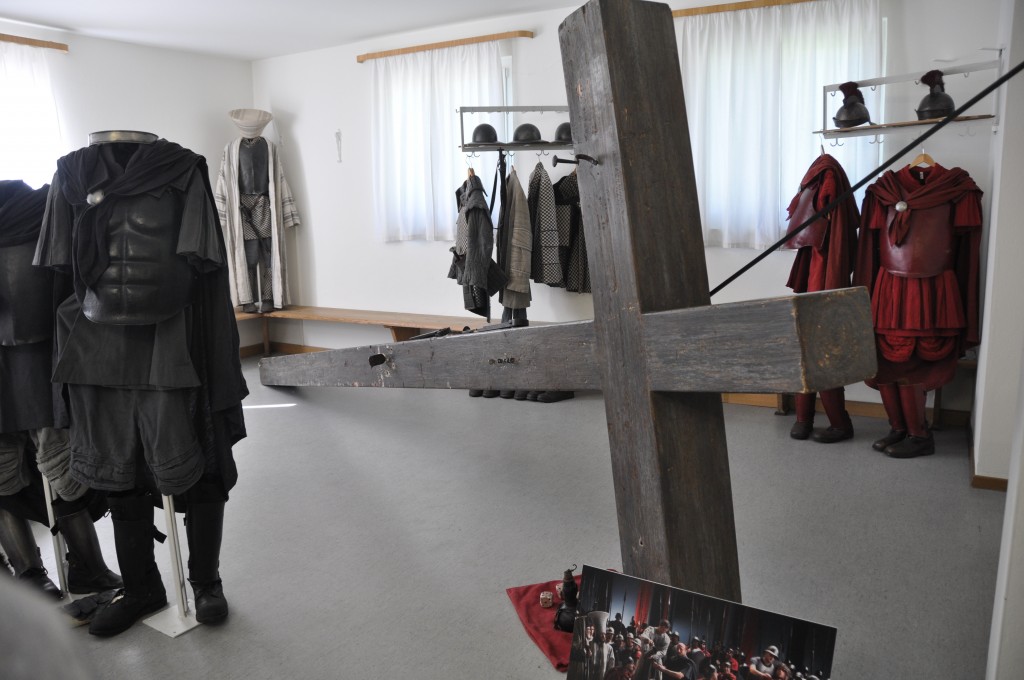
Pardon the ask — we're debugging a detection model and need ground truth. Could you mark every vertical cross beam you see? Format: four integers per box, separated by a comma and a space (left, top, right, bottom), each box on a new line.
560, 0, 741, 601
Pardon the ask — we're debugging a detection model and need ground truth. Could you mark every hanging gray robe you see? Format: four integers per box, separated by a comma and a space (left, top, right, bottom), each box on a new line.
215, 137, 300, 309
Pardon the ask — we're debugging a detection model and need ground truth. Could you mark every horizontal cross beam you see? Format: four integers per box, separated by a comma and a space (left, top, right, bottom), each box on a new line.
259, 288, 875, 394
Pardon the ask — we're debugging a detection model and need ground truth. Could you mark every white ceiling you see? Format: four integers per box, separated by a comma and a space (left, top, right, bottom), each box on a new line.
0, 0, 576, 61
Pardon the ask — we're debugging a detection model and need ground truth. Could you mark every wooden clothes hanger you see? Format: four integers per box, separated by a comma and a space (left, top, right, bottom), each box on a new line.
908, 151, 935, 168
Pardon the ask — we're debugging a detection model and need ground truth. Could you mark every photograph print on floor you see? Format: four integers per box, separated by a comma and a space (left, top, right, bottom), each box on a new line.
568, 565, 837, 680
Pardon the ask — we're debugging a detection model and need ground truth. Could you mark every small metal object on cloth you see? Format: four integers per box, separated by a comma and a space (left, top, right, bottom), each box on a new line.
895, 200, 909, 212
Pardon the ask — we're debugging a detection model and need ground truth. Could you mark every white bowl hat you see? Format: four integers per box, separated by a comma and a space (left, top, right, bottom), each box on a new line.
229, 108, 273, 138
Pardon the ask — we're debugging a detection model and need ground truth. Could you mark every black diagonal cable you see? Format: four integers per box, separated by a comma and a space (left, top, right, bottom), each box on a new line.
710, 58, 1024, 298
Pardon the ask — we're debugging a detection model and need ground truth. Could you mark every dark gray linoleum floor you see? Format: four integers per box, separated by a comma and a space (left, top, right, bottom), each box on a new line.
35, 357, 1005, 679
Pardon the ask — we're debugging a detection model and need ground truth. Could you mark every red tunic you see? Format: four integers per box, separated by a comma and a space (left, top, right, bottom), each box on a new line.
784, 154, 859, 293
854, 164, 982, 389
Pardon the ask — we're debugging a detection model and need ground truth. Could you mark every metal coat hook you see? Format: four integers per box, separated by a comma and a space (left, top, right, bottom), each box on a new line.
536, 149, 550, 157
553, 154, 599, 166
829, 90, 836, 97
829, 138, 844, 147
868, 134, 882, 144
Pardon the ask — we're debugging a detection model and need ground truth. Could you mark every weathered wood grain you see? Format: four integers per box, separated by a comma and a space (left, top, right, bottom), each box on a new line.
259, 289, 876, 394
560, 0, 739, 599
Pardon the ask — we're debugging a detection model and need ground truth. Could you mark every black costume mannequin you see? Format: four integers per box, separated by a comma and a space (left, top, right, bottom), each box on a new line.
0, 179, 120, 599
35, 132, 248, 636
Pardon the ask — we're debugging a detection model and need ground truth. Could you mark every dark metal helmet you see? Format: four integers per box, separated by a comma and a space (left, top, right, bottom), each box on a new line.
554, 121, 573, 143
512, 122, 542, 143
916, 70, 955, 120
833, 81, 870, 128
471, 123, 497, 144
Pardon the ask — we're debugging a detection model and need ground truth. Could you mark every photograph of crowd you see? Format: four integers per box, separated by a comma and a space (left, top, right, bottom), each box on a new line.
567, 566, 836, 680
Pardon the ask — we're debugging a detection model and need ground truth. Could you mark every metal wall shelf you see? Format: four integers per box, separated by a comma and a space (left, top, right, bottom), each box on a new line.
458, 105, 572, 151
815, 114, 996, 139
817, 58, 1002, 140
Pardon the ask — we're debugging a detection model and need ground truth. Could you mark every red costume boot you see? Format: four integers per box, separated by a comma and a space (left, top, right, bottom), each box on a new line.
885, 384, 934, 458
790, 392, 816, 440
873, 383, 907, 451
812, 387, 854, 443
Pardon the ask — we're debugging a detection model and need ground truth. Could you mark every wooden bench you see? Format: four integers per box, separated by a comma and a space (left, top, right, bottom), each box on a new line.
235, 305, 489, 357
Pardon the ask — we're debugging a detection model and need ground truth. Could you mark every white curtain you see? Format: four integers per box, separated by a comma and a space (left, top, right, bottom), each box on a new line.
370, 42, 505, 242
0, 41, 64, 189
678, 0, 881, 248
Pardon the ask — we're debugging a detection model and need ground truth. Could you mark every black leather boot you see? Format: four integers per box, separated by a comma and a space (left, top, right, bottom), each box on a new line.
89, 494, 166, 637
812, 388, 854, 443
0, 508, 61, 599
186, 500, 229, 624
58, 507, 123, 594
884, 384, 934, 459
790, 392, 815, 440
873, 383, 907, 451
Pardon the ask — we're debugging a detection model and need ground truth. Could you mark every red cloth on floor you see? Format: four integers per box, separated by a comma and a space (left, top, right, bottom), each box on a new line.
506, 575, 581, 672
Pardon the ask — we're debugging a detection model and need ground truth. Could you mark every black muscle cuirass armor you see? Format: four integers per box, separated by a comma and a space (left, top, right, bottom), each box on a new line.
238, 137, 270, 195
0, 241, 55, 345
783, 186, 829, 250
81, 191, 196, 325
881, 203, 956, 278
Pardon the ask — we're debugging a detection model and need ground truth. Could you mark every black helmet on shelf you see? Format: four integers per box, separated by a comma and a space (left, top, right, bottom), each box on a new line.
832, 81, 871, 128
471, 123, 498, 144
916, 70, 955, 120
554, 121, 573, 143
511, 122, 543, 144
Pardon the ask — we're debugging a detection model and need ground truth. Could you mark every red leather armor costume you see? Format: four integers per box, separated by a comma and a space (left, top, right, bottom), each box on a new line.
854, 162, 982, 458
783, 154, 859, 443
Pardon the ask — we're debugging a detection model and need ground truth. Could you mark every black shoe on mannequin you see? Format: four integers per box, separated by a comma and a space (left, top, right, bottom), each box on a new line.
89, 493, 166, 637
0, 508, 61, 599
59, 507, 122, 594
186, 500, 229, 624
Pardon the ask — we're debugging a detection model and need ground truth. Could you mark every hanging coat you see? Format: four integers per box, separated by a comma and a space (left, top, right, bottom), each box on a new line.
497, 167, 532, 309
448, 173, 506, 319
783, 153, 859, 294
528, 162, 562, 285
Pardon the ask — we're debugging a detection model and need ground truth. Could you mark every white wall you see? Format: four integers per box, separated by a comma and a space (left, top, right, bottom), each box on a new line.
974, 0, 1024, 481
0, 19, 253, 180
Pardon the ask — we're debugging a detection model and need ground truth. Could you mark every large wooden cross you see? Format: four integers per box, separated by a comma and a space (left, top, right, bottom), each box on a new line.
259, 0, 875, 603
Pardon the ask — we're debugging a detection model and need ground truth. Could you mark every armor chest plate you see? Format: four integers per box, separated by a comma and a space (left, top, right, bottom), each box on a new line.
783, 185, 829, 250
880, 202, 955, 278
82, 192, 196, 325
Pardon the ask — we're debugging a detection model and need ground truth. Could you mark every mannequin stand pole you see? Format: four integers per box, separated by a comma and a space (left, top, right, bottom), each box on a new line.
144, 494, 200, 637
41, 478, 69, 598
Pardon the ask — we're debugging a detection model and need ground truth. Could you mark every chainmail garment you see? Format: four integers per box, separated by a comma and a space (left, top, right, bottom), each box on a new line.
239, 194, 272, 240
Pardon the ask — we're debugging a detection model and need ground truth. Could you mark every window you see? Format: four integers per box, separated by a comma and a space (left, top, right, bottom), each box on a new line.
0, 40, 63, 188
370, 42, 505, 242
677, 0, 881, 248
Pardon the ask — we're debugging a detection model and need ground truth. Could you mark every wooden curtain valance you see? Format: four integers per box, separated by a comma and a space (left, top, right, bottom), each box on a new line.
673, 0, 815, 18
0, 32, 69, 53
356, 30, 533, 63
